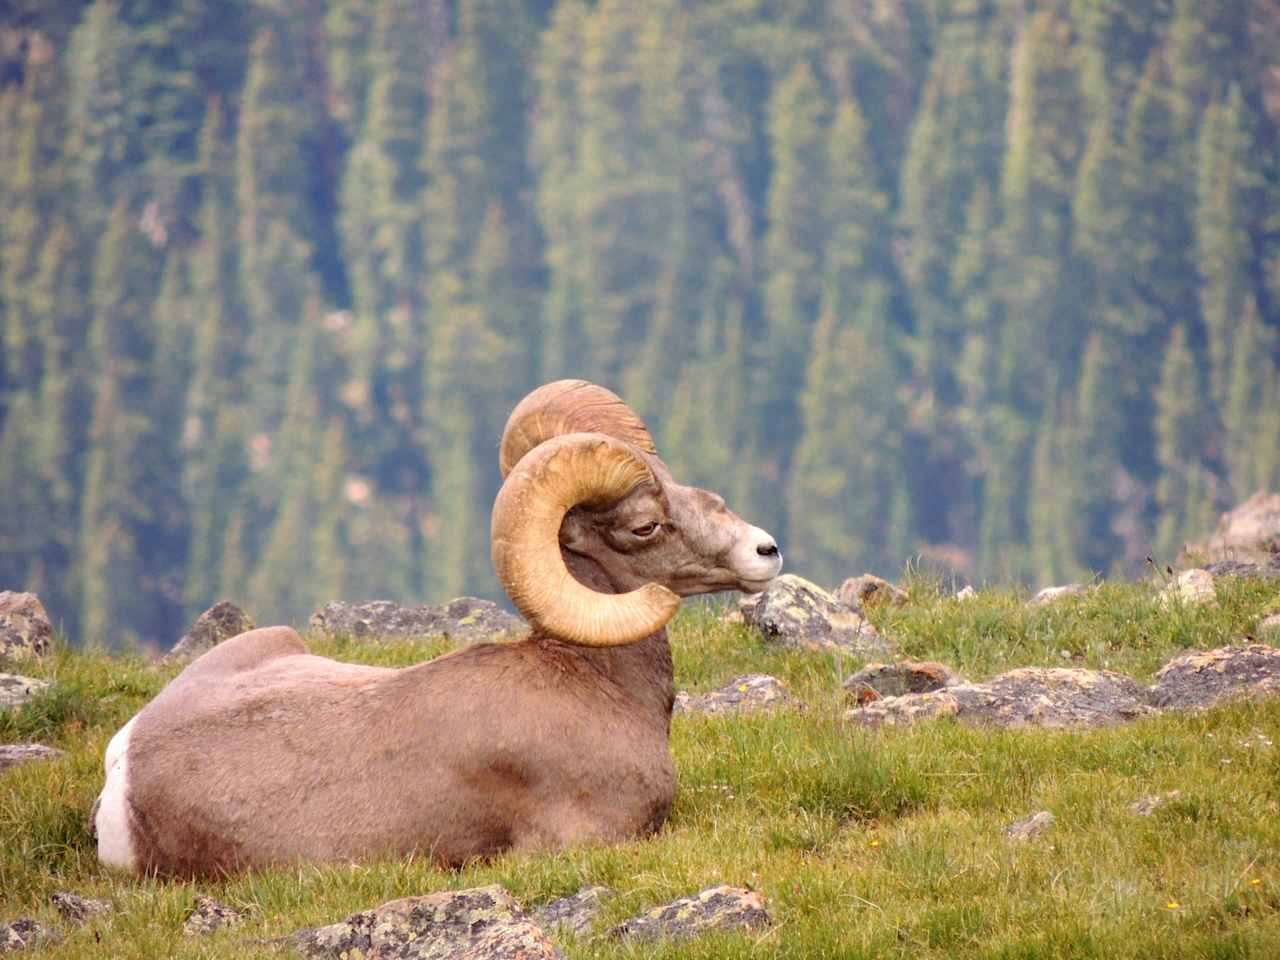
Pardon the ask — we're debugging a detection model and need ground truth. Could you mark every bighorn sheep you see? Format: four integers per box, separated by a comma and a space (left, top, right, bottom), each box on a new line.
96, 380, 782, 876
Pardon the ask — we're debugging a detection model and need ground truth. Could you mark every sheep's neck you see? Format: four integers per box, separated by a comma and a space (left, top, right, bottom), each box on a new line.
554, 548, 676, 723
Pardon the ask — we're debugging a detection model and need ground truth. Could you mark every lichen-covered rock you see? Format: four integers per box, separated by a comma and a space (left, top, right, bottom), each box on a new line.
674, 675, 795, 716
162, 601, 255, 663
182, 896, 243, 936
51, 892, 111, 923
843, 660, 965, 703
740, 575, 893, 657
530, 886, 613, 937
0, 675, 50, 710
847, 668, 1154, 728
294, 885, 560, 960
1005, 811, 1054, 841
1130, 790, 1182, 816
1204, 558, 1280, 581
1029, 584, 1087, 606
0, 744, 63, 772
835, 574, 907, 610
0, 592, 52, 663
1149, 643, 1280, 710
310, 598, 530, 645
610, 885, 770, 943
0, 918, 57, 952
1159, 569, 1217, 607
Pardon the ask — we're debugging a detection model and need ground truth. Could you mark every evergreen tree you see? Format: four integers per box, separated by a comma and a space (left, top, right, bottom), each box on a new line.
1153, 325, 1214, 562
79, 198, 167, 647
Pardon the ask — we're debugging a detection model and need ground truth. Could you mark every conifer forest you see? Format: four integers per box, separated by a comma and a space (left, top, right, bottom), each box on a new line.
1, 0, 1278, 647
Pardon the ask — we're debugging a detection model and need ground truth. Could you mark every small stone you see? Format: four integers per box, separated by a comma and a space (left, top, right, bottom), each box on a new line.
1130, 790, 1182, 816
847, 667, 1154, 729
0, 675, 51, 710
51, 892, 111, 923
1149, 642, 1280, 710
0, 744, 63, 772
1029, 584, 1086, 606
0, 918, 57, 952
531, 886, 613, 936
163, 601, 255, 663
1159, 569, 1217, 607
611, 885, 770, 943
674, 674, 795, 716
294, 885, 560, 959
1005, 810, 1054, 841
740, 575, 894, 657
0, 592, 53, 663
835, 574, 907, 610
955, 585, 978, 601
309, 598, 530, 645
183, 896, 243, 937
843, 660, 964, 702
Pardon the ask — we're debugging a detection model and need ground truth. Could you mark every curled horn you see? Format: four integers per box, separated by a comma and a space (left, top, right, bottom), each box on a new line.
491, 432, 680, 647
499, 380, 657, 479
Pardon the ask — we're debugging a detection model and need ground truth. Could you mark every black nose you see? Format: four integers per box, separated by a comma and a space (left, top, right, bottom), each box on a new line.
757, 542, 779, 558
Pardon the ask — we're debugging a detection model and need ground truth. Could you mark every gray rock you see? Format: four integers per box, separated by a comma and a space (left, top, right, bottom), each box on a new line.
51, 892, 111, 923
1159, 569, 1217, 607
844, 660, 965, 703
835, 574, 907, 610
530, 886, 613, 936
847, 667, 1154, 728
1029, 584, 1086, 606
310, 598, 530, 645
1149, 642, 1280, 710
0, 744, 63, 772
1259, 613, 1280, 637
294, 885, 560, 960
0, 675, 50, 710
0, 918, 57, 952
0, 592, 52, 663
610, 885, 770, 943
183, 896, 244, 936
1204, 558, 1280, 581
1130, 790, 1182, 816
674, 674, 795, 716
740, 575, 893, 657
1005, 811, 1054, 841
163, 601, 255, 663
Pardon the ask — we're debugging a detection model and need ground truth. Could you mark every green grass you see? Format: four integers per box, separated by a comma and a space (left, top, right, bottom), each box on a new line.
2, 576, 1280, 957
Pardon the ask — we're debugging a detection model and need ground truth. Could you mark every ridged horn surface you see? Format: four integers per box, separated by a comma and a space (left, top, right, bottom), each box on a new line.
492, 432, 680, 647
499, 380, 657, 479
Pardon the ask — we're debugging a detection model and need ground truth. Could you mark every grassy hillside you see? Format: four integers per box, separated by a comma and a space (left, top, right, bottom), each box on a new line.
3, 575, 1280, 958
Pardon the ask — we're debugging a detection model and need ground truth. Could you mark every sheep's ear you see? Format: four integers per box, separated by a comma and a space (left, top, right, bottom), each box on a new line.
558, 511, 592, 554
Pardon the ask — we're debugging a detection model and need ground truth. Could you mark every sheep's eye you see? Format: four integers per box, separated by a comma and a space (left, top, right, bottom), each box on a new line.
631, 522, 660, 538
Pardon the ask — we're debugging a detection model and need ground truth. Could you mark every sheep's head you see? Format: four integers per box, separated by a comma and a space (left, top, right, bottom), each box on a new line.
492, 380, 782, 647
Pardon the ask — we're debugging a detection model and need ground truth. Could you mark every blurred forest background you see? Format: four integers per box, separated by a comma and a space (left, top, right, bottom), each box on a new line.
1, 0, 1278, 648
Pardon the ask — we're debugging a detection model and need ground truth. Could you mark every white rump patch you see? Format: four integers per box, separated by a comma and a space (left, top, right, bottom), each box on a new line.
96, 715, 137, 871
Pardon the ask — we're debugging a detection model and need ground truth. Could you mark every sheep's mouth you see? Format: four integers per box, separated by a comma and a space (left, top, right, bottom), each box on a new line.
737, 577, 775, 594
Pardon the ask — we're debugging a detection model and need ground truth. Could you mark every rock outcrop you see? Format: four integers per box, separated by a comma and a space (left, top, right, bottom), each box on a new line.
740, 575, 893, 657
674, 674, 795, 716
1197, 491, 1280, 565
163, 601, 255, 663
610, 885, 770, 943
182, 896, 244, 937
294, 886, 560, 960
0, 918, 56, 952
0, 674, 50, 710
0, 744, 63, 772
835, 574, 907, 610
0, 592, 52, 663
51, 892, 112, 923
530, 886, 613, 936
848, 667, 1155, 728
310, 598, 529, 645
844, 660, 964, 702
1149, 643, 1280, 709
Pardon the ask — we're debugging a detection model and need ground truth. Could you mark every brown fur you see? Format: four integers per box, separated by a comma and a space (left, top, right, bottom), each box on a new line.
117, 472, 776, 876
